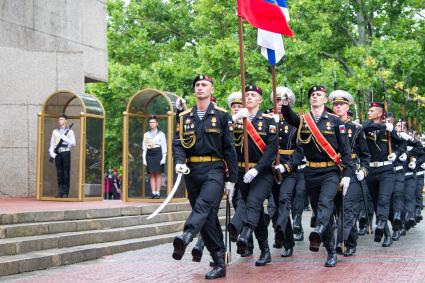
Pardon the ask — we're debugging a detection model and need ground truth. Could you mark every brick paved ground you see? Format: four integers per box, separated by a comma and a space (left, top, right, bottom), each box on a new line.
3, 211, 425, 283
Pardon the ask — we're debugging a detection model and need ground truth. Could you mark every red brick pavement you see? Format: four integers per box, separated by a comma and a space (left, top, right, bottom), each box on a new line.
3, 212, 425, 283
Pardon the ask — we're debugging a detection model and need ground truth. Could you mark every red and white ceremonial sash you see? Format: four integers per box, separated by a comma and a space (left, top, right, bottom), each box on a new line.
246, 120, 266, 153
303, 113, 341, 165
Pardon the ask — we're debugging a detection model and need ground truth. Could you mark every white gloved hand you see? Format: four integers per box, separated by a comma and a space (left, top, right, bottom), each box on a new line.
243, 168, 258, 183
175, 163, 190, 175
273, 114, 280, 123
340, 177, 350, 196
400, 132, 411, 141
232, 108, 249, 122
387, 153, 397, 162
355, 169, 365, 182
49, 152, 57, 159
225, 182, 235, 204
275, 164, 286, 174
176, 98, 186, 111
399, 153, 407, 162
408, 161, 416, 170
160, 155, 166, 165
421, 163, 425, 170
385, 122, 394, 132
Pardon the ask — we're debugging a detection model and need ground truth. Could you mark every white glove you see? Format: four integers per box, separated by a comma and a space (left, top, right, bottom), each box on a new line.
49, 151, 57, 159
176, 98, 186, 111
160, 155, 166, 165
243, 168, 258, 183
340, 177, 350, 196
273, 114, 280, 123
399, 153, 407, 162
175, 164, 190, 175
385, 123, 394, 132
421, 163, 425, 170
400, 132, 411, 141
275, 164, 286, 173
387, 153, 397, 162
355, 169, 365, 182
225, 182, 235, 204
408, 161, 416, 170
232, 108, 249, 122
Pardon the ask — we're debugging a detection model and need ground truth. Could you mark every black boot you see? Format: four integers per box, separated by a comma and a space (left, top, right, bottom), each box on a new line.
415, 207, 423, 223
358, 227, 367, 236
205, 251, 226, 280
240, 248, 253, 257
392, 211, 402, 231
310, 212, 316, 228
294, 230, 304, 241
406, 213, 416, 230
293, 214, 302, 233
382, 224, 392, 247
172, 231, 193, 260
374, 220, 386, 242
324, 246, 337, 267
391, 230, 401, 241
309, 224, 325, 252
400, 224, 407, 236
237, 226, 253, 255
344, 247, 356, 257
255, 240, 271, 266
358, 210, 367, 229
192, 237, 205, 262
228, 223, 239, 243
274, 228, 285, 249
281, 247, 293, 257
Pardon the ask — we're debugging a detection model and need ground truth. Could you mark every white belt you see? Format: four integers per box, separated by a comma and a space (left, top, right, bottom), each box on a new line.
417, 171, 425, 176
147, 145, 160, 149
58, 148, 70, 153
370, 161, 392, 168
405, 172, 414, 176
298, 164, 306, 170
394, 166, 404, 172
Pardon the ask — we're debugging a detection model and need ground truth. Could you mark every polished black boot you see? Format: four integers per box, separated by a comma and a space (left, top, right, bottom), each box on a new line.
310, 212, 316, 228
255, 240, 271, 266
172, 231, 193, 260
309, 224, 325, 252
400, 224, 407, 236
382, 224, 392, 247
358, 227, 367, 236
205, 251, 226, 280
240, 248, 253, 257
274, 228, 285, 249
406, 214, 416, 231
391, 230, 401, 241
392, 211, 402, 231
228, 223, 239, 243
281, 247, 293, 257
237, 226, 253, 255
374, 220, 386, 242
344, 247, 356, 257
358, 210, 367, 229
293, 214, 304, 241
192, 237, 205, 262
294, 230, 304, 241
415, 207, 423, 223
324, 246, 337, 267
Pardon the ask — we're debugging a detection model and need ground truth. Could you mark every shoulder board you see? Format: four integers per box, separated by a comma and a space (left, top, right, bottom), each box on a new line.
213, 105, 227, 113
327, 113, 339, 118
350, 121, 362, 128
262, 113, 273, 118
179, 107, 193, 116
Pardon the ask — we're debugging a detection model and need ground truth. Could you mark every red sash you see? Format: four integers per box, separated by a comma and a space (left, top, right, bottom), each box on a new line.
303, 113, 341, 165
246, 120, 266, 153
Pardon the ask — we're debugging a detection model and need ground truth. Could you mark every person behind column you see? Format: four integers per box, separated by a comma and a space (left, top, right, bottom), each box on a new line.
142, 115, 167, 199
329, 90, 371, 256
172, 74, 238, 280
49, 113, 76, 198
111, 168, 122, 200
414, 132, 425, 224
363, 102, 404, 245
227, 84, 278, 267
279, 85, 353, 267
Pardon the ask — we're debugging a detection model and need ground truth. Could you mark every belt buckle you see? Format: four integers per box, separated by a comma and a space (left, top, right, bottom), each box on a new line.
373, 162, 379, 167
199, 156, 204, 162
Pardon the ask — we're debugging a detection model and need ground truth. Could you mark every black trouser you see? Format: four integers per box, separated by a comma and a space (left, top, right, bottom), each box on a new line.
304, 166, 340, 248
337, 175, 362, 249
232, 184, 254, 251
271, 173, 295, 249
231, 169, 274, 242
365, 166, 395, 222
404, 174, 417, 219
292, 171, 307, 217
390, 170, 405, 222
55, 151, 71, 196
357, 180, 374, 221
184, 161, 225, 254
416, 172, 424, 209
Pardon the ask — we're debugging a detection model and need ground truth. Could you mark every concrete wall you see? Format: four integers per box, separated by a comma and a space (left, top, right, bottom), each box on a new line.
0, 0, 107, 197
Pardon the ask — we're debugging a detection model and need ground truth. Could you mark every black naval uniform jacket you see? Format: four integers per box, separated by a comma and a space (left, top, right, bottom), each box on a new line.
281, 105, 354, 177
234, 111, 278, 174
173, 102, 238, 183
343, 118, 371, 175
362, 121, 405, 164
405, 138, 424, 174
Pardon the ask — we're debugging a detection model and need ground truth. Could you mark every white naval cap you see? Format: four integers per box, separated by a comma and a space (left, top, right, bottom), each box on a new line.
329, 90, 354, 105
271, 86, 296, 107
227, 91, 242, 108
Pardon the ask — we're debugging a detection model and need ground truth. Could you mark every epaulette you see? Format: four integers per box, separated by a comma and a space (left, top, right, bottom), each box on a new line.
179, 107, 193, 116
351, 120, 362, 128
328, 112, 339, 118
262, 113, 273, 119
214, 105, 227, 113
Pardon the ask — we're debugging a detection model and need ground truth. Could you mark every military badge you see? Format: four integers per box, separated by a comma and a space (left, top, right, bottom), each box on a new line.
326, 121, 331, 130
211, 116, 217, 127
284, 125, 289, 133
339, 124, 346, 134
348, 128, 352, 137
228, 121, 234, 131
269, 125, 276, 134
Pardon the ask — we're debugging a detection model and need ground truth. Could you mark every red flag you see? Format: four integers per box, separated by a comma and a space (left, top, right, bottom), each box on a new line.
237, 0, 294, 36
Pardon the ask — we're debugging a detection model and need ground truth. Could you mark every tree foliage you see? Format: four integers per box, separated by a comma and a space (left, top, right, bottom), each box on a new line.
88, 0, 425, 168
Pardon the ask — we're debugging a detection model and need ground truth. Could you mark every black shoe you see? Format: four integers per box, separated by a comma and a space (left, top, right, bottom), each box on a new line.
236, 226, 253, 255
310, 213, 316, 228
56, 193, 63, 198
382, 236, 392, 247
400, 227, 407, 236
344, 247, 356, 257
293, 214, 302, 232
172, 231, 193, 260
358, 227, 367, 236
406, 218, 416, 230
192, 238, 205, 262
151, 194, 156, 199
274, 228, 285, 249
281, 248, 293, 257
325, 251, 337, 267
228, 223, 239, 243
415, 207, 423, 222
205, 251, 226, 280
392, 211, 402, 231
392, 230, 401, 241
240, 249, 253, 257
294, 231, 304, 241
374, 221, 385, 242
255, 240, 271, 266
62, 194, 68, 198
309, 224, 324, 252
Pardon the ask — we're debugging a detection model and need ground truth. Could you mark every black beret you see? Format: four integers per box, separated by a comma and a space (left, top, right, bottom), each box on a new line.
308, 85, 327, 98
245, 85, 263, 95
192, 74, 213, 87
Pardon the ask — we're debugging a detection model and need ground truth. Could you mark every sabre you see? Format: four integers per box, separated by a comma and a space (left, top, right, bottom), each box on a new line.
147, 173, 183, 219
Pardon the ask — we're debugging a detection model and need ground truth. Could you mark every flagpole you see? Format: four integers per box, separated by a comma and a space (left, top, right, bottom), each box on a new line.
272, 65, 282, 184
238, 17, 249, 172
